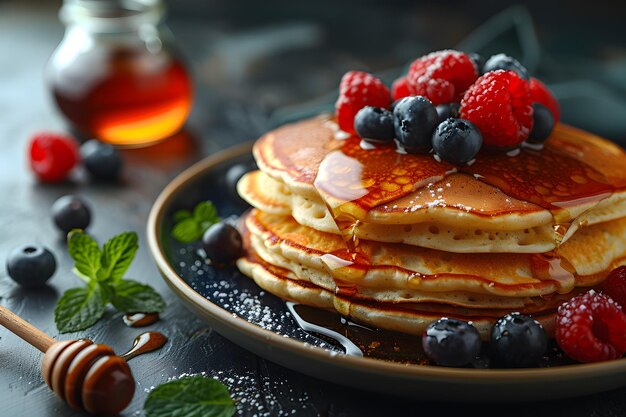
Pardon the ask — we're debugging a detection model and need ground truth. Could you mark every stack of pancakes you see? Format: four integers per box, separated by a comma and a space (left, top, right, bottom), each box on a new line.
236, 115, 626, 338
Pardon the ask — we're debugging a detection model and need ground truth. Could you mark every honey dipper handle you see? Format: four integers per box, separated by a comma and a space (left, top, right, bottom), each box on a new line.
0, 305, 56, 352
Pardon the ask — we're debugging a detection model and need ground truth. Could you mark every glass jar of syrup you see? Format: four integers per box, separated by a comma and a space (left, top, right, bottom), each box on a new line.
47, 0, 193, 147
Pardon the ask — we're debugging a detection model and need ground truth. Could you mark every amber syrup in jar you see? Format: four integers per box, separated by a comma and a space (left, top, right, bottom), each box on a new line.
47, 0, 193, 147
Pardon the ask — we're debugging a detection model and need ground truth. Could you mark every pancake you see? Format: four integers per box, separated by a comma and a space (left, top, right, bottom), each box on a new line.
244, 209, 626, 297
236, 114, 626, 340
239, 170, 558, 253
247, 115, 626, 253
237, 233, 562, 339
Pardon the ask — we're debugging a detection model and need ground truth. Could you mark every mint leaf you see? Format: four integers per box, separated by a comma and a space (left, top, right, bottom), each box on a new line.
68, 230, 101, 281
54, 283, 107, 333
101, 232, 139, 282
171, 201, 220, 243
111, 279, 166, 313
144, 376, 235, 417
173, 209, 192, 222
172, 218, 204, 243
194, 201, 219, 228
56, 230, 168, 333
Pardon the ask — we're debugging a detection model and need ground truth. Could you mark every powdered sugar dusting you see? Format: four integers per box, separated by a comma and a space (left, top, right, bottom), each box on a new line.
172, 242, 338, 351
144, 371, 311, 416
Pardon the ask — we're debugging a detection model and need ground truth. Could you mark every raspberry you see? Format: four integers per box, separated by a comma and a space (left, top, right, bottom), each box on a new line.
556, 290, 626, 363
391, 76, 414, 101
529, 77, 560, 123
335, 71, 390, 134
29, 132, 80, 182
407, 50, 478, 104
603, 266, 626, 312
407, 73, 454, 105
460, 70, 533, 147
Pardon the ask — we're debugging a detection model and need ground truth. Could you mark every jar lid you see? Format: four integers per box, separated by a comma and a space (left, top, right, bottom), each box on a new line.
60, 0, 165, 31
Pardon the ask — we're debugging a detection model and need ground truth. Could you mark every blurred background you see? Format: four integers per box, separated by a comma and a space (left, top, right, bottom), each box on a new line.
1, 2, 626, 415
1, 0, 626, 152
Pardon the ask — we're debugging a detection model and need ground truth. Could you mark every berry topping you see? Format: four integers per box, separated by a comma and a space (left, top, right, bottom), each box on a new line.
460, 70, 534, 147
391, 76, 413, 101
407, 50, 478, 104
392, 96, 439, 154
468, 52, 485, 73
6, 245, 56, 288
603, 266, 626, 312
556, 290, 626, 363
529, 77, 560, 122
482, 53, 529, 80
80, 140, 123, 181
354, 106, 395, 143
407, 73, 455, 106
29, 132, 79, 182
202, 222, 243, 265
52, 195, 92, 234
432, 118, 482, 165
528, 103, 555, 143
422, 318, 482, 367
435, 103, 461, 123
490, 313, 547, 367
335, 71, 391, 134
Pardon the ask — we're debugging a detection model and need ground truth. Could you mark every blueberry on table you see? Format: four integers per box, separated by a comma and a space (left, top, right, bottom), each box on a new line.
6, 245, 56, 287
393, 96, 439, 153
354, 106, 395, 143
435, 103, 460, 124
422, 318, 482, 367
80, 139, 123, 181
490, 313, 547, 367
432, 118, 483, 165
51, 195, 91, 234
482, 53, 529, 80
202, 222, 243, 265
528, 103, 555, 143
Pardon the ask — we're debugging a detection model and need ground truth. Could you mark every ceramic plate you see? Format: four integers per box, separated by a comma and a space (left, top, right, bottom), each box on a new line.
147, 143, 626, 402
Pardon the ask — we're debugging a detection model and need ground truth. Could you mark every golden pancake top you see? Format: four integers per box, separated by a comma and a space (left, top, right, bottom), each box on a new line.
253, 115, 626, 224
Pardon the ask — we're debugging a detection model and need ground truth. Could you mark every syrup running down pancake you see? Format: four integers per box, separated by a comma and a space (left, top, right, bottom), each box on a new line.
236, 115, 626, 339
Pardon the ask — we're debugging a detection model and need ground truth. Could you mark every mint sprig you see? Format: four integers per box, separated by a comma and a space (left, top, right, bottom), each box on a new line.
144, 376, 235, 417
171, 201, 220, 243
54, 230, 166, 333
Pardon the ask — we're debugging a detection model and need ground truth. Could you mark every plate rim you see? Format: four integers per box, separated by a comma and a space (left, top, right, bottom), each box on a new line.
146, 142, 626, 385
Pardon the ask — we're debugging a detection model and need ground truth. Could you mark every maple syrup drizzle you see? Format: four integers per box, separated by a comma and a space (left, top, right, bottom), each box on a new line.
123, 312, 160, 327
267, 119, 620, 227
120, 331, 168, 361
287, 302, 363, 356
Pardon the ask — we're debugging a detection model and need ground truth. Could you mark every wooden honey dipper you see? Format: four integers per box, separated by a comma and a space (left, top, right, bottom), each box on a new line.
0, 305, 135, 415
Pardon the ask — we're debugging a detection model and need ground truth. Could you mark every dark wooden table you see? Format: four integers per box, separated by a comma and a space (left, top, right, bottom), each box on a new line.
1, 2, 626, 416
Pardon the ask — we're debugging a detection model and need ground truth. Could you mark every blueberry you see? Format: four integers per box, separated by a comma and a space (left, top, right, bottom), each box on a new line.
393, 96, 438, 153
80, 139, 123, 181
354, 106, 395, 143
422, 318, 482, 367
52, 195, 91, 234
226, 163, 255, 200
6, 245, 56, 287
432, 118, 483, 165
202, 222, 243, 265
483, 53, 529, 80
528, 103, 555, 143
490, 313, 547, 367
468, 52, 485, 73
435, 103, 460, 123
